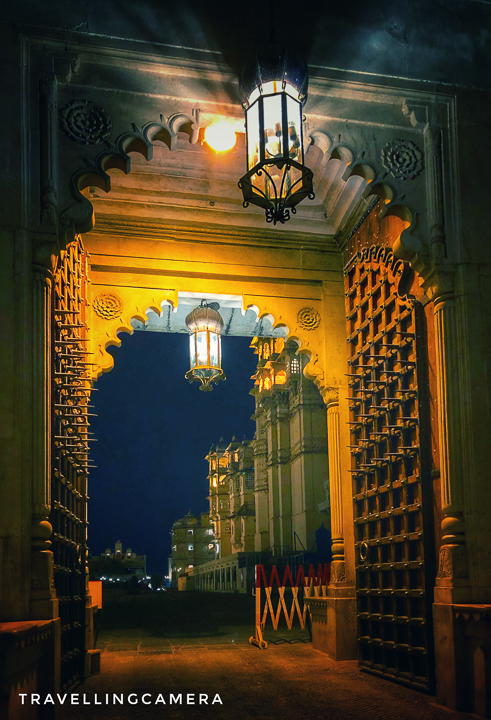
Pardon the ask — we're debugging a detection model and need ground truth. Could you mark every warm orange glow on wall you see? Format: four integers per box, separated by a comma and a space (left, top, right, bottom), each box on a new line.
275, 370, 287, 385
204, 122, 237, 152
274, 338, 285, 354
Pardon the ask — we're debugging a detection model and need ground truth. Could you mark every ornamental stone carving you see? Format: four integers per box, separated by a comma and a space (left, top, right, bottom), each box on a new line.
437, 546, 453, 578
93, 293, 123, 319
297, 306, 321, 330
381, 139, 423, 180
59, 99, 112, 145
330, 562, 346, 584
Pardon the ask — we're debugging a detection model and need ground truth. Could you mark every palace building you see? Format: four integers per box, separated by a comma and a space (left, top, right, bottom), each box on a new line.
1, 1, 491, 716
187, 339, 331, 592
168, 512, 215, 588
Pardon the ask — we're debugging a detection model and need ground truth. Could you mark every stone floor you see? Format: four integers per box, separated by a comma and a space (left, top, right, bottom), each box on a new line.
59, 589, 478, 720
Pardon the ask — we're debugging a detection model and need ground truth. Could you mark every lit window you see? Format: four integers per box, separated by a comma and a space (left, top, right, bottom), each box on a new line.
290, 357, 300, 375
188, 544, 194, 551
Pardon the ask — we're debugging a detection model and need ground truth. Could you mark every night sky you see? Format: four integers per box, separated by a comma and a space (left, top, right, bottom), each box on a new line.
88, 331, 258, 574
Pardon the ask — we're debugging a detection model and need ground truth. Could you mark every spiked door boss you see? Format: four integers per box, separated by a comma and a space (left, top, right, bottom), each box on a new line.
238, 46, 315, 224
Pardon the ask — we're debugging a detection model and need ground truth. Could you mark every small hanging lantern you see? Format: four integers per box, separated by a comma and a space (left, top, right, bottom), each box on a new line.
238, 46, 314, 225
185, 301, 225, 392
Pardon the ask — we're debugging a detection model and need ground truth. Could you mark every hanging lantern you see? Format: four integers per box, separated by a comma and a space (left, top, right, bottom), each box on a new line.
238, 46, 314, 225
185, 301, 225, 392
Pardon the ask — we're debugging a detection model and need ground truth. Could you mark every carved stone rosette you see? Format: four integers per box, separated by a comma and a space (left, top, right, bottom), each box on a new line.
381, 139, 423, 180
59, 99, 112, 145
93, 293, 123, 319
297, 306, 321, 331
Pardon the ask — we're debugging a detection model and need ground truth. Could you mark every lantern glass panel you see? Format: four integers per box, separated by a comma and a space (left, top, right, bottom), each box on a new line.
286, 94, 302, 163
189, 335, 197, 368
249, 81, 298, 105
263, 93, 283, 160
247, 100, 260, 171
209, 332, 219, 367
196, 330, 208, 367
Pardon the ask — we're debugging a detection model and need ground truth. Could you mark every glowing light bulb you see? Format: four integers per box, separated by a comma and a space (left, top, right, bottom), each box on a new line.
204, 122, 237, 152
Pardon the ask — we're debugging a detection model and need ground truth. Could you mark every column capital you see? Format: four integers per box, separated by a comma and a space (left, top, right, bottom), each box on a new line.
321, 386, 339, 408
33, 240, 59, 278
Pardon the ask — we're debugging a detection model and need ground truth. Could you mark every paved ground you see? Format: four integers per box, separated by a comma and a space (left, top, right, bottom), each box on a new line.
59, 589, 477, 720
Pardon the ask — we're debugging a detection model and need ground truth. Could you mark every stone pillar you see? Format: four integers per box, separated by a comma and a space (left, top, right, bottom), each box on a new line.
252, 397, 270, 552
276, 392, 292, 554
325, 389, 345, 583
265, 399, 282, 555
433, 291, 469, 604
432, 288, 471, 710
321, 387, 357, 660
30, 249, 58, 620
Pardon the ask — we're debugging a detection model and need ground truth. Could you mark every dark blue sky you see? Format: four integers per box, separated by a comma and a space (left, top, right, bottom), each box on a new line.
88, 331, 258, 574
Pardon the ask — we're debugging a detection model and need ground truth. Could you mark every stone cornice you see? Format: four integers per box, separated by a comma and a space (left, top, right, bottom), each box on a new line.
88, 216, 340, 253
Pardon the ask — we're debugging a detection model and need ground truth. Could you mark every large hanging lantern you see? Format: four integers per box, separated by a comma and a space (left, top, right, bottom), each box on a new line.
185, 301, 225, 392
238, 46, 314, 225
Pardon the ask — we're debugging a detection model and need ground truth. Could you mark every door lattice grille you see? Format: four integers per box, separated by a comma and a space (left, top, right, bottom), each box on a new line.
345, 246, 434, 692
51, 236, 91, 690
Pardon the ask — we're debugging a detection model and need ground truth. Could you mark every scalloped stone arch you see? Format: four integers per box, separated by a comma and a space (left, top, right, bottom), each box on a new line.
89, 290, 326, 388
62, 111, 417, 248
66, 112, 423, 392
89, 288, 178, 377
243, 298, 325, 389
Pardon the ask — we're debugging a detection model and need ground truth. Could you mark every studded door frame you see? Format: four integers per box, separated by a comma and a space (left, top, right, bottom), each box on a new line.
50, 236, 91, 690
345, 245, 435, 692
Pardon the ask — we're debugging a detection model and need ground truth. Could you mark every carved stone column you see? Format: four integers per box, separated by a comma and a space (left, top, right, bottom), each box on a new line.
275, 392, 292, 554
324, 388, 345, 585
30, 246, 58, 619
424, 124, 446, 265
433, 289, 469, 603
308, 385, 357, 660
263, 397, 282, 555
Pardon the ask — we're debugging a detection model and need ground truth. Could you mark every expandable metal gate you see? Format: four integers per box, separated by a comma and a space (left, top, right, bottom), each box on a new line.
345, 246, 435, 691
250, 564, 330, 649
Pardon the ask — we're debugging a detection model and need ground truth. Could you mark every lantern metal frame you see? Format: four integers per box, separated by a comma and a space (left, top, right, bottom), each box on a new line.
238, 47, 315, 225
185, 300, 226, 392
